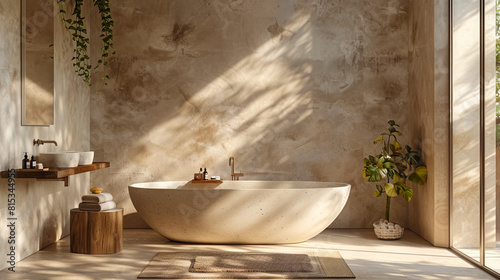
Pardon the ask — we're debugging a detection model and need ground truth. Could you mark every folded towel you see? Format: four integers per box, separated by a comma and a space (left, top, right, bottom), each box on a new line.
81, 192, 113, 203
79, 201, 116, 212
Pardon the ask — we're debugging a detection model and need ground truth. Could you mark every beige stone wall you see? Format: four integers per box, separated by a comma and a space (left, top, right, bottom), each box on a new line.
90, 0, 410, 228
0, 0, 91, 271
407, 0, 450, 247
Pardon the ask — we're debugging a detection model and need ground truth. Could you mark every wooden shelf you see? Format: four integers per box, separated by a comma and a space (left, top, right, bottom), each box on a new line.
1, 162, 110, 187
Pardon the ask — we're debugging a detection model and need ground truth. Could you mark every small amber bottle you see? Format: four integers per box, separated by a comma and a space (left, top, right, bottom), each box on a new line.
22, 152, 30, 169
30, 155, 37, 169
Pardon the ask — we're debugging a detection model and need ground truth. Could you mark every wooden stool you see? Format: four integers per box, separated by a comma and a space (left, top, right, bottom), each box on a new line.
70, 208, 123, 254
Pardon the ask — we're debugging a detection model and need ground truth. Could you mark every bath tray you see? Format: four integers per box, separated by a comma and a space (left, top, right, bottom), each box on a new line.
190, 180, 222, 184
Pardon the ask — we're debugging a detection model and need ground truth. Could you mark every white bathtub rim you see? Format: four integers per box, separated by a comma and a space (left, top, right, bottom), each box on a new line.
128, 180, 351, 190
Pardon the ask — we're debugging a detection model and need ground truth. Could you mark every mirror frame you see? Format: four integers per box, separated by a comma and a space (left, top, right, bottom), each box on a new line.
21, 0, 55, 126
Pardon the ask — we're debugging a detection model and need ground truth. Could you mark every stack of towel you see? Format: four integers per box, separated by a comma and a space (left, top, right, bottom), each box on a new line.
79, 192, 116, 212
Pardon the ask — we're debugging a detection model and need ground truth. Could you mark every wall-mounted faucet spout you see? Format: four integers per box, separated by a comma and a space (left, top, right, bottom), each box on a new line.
229, 156, 244, 181
33, 139, 58, 146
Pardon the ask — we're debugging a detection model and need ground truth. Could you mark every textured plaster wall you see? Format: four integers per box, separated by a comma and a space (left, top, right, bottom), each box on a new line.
0, 0, 91, 271
90, 0, 410, 229
407, 0, 450, 247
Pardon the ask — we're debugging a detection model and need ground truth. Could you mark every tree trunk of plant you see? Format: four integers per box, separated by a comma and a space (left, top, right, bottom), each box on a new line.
385, 196, 391, 221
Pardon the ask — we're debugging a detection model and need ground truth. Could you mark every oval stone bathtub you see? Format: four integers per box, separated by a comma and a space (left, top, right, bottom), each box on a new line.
128, 181, 350, 244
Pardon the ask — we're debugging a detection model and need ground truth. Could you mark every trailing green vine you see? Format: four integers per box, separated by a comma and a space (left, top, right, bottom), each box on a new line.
57, 0, 115, 86
93, 0, 114, 82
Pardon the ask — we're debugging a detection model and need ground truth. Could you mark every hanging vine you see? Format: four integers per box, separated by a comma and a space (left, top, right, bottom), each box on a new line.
93, 0, 114, 82
57, 0, 115, 85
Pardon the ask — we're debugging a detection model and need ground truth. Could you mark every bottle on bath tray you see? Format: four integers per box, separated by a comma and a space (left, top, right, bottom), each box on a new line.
22, 152, 30, 169
30, 155, 37, 169
204, 168, 208, 180
194, 168, 203, 180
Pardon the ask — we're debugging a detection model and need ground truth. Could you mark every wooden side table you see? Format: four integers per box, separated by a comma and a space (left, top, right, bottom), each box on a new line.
70, 208, 123, 254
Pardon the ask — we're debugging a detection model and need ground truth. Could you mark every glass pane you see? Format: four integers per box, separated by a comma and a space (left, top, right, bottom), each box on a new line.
485, 0, 500, 272
452, 0, 481, 262
484, 143, 499, 271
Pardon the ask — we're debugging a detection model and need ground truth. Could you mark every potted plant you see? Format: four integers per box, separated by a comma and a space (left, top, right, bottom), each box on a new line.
362, 120, 427, 239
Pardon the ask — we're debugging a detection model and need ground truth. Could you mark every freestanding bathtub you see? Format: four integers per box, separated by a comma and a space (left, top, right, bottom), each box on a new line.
128, 181, 350, 244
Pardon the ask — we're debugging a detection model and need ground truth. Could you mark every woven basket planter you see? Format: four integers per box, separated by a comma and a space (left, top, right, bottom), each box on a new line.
373, 220, 404, 240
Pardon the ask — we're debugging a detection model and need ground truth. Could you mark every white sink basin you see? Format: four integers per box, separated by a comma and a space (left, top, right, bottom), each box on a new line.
39, 152, 80, 168
78, 151, 94, 165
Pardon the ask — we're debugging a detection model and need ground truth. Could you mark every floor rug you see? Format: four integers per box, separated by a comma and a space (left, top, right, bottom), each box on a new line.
137, 251, 355, 279
190, 253, 313, 272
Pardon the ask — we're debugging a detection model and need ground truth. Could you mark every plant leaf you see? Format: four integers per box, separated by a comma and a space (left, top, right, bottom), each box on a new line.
369, 155, 376, 163
383, 161, 395, 169
384, 183, 398, 197
363, 167, 383, 182
371, 170, 382, 182
403, 187, 413, 202
392, 172, 404, 185
405, 150, 421, 166
393, 140, 402, 151
377, 155, 385, 165
395, 162, 407, 173
374, 135, 383, 144
408, 166, 428, 185
373, 190, 382, 197
364, 158, 370, 165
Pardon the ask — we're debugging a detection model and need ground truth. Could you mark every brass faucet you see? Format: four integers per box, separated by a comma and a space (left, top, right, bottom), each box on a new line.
229, 156, 244, 181
33, 139, 58, 146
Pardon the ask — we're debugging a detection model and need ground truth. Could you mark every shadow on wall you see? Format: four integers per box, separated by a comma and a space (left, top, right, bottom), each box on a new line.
90, 0, 410, 228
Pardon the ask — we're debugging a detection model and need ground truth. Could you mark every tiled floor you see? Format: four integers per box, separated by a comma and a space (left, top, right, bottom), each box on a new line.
0, 229, 497, 280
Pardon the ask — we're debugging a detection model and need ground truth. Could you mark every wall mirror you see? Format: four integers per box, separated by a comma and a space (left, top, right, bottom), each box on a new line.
21, 0, 54, 126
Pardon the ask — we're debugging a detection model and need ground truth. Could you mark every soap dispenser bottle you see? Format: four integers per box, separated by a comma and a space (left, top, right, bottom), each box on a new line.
22, 152, 30, 169
30, 155, 37, 169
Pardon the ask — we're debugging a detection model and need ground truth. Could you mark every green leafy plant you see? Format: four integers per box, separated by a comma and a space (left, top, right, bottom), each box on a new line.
362, 120, 428, 221
57, 0, 115, 85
